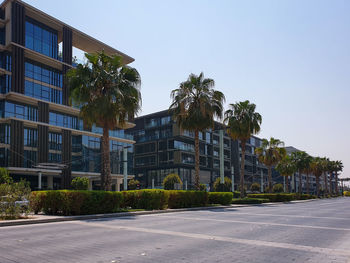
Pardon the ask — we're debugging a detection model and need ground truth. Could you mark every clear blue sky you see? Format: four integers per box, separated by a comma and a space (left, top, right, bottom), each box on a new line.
26, 0, 350, 179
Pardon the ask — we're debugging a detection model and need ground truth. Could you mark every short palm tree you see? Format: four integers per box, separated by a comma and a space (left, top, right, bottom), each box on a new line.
67, 51, 141, 191
255, 137, 286, 193
275, 155, 296, 192
170, 72, 225, 190
310, 157, 325, 197
291, 151, 309, 194
224, 101, 262, 198
334, 160, 343, 195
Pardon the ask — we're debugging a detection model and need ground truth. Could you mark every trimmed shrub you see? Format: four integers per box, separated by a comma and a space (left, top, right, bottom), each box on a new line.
213, 177, 232, 192
122, 189, 169, 210
233, 191, 241, 198
247, 193, 296, 202
250, 183, 260, 192
208, 192, 233, 205
29, 190, 123, 216
232, 198, 269, 204
128, 179, 140, 190
168, 191, 208, 209
163, 174, 182, 190
71, 177, 89, 190
344, 191, 350, 197
272, 184, 284, 193
199, 184, 207, 191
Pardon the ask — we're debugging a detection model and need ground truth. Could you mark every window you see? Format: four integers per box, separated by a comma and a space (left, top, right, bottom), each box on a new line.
0, 27, 5, 45
0, 124, 10, 144
25, 80, 62, 104
24, 128, 38, 147
2, 101, 38, 121
25, 60, 62, 87
23, 150, 37, 168
145, 118, 159, 129
49, 153, 61, 163
174, 140, 194, 152
25, 18, 58, 59
135, 156, 156, 167
161, 116, 171, 125
0, 52, 11, 71
49, 112, 79, 129
135, 143, 156, 154
49, 132, 62, 151
182, 153, 194, 164
72, 135, 82, 153
0, 75, 11, 94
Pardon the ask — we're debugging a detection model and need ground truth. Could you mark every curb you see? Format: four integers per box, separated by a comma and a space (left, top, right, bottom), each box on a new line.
0, 199, 316, 227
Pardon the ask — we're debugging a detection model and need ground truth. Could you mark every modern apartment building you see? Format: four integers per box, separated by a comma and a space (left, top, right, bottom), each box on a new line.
0, 0, 135, 190
127, 110, 236, 189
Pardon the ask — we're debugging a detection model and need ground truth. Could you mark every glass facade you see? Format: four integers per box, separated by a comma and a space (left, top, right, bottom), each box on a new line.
25, 80, 62, 104
0, 52, 12, 71
49, 132, 62, 151
0, 101, 38, 121
24, 127, 38, 147
23, 150, 37, 168
49, 112, 80, 129
0, 75, 11, 94
0, 124, 10, 144
25, 18, 58, 59
0, 27, 5, 45
25, 60, 62, 87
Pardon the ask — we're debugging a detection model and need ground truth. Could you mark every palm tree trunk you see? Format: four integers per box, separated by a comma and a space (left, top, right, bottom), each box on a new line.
194, 130, 200, 190
306, 172, 310, 195
268, 166, 272, 193
316, 175, 320, 197
324, 172, 328, 197
285, 176, 289, 192
335, 172, 339, 195
101, 127, 111, 191
298, 169, 302, 194
240, 140, 246, 198
329, 172, 333, 195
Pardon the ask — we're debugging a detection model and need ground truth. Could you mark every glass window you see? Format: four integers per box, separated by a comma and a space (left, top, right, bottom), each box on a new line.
24, 128, 38, 147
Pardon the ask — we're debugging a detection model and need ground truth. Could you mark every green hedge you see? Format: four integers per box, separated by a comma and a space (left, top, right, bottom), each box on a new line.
208, 192, 233, 205
29, 190, 123, 216
168, 191, 208, 209
247, 193, 317, 202
232, 198, 269, 204
122, 189, 169, 210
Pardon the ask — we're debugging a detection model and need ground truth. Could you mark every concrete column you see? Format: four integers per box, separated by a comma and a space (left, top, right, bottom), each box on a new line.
185, 180, 188, 190
116, 178, 123, 191
152, 178, 155, 189
38, 172, 42, 190
88, 179, 93, 190
47, 175, 53, 189
260, 170, 264, 193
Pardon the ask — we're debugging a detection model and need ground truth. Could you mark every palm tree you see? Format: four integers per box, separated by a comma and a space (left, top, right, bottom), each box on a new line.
327, 160, 336, 195
67, 52, 141, 191
225, 101, 262, 198
322, 158, 330, 196
334, 160, 343, 195
302, 155, 313, 194
291, 151, 309, 194
275, 155, 296, 193
310, 157, 325, 197
170, 72, 225, 190
255, 137, 286, 193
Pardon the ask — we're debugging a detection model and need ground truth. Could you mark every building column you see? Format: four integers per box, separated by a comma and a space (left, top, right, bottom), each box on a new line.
116, 178, 123, 191
88, 179, 93, 190
38, 172, 42, 190
47, 175, 53, 189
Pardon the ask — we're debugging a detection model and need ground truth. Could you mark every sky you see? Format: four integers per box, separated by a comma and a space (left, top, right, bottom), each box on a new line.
26, 0, 350, 179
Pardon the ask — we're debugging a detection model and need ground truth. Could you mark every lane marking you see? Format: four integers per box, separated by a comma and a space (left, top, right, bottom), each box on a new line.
71, 221, 350, 258
156, 215, 350, 231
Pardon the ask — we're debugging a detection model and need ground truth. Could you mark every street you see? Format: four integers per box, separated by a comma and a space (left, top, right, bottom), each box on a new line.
1, 198, 350, 263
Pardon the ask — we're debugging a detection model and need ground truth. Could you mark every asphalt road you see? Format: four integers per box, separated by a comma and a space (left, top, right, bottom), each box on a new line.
1, 198, 350, 263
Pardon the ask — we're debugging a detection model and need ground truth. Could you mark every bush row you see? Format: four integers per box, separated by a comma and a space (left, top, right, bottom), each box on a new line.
247, 193, 316, 202
208, 192, 233, 205
344, 191, 350, 197
30, 190, 212, 215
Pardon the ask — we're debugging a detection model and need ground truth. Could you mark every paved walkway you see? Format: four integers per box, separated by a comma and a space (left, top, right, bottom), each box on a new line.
1, 198, 349, 262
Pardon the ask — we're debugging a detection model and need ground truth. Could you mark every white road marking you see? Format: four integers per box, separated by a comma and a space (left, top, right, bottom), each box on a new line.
156, 215, 350, 231
72, 221, 350, 258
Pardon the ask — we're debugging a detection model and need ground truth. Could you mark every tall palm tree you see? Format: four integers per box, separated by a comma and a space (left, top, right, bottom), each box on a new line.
275, 155, 297, 193
327, 160, 336, 195
170, 72, 225, 190
225, 101, 262, 198
291, 151, 309, 194
322, 158, 330, 196
334, 160, 343, 195
67, 52, 141, 191
255, 137, 286, 193
302, 155, 313, 194
310, 157, 325, 197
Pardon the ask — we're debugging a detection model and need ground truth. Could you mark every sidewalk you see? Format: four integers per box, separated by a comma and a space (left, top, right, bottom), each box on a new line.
0, 199, 315, 227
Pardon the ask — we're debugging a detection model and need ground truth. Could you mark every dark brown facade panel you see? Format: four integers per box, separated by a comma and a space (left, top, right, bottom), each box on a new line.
10, 119, 24, 167
61, 129, 72, 188
38, 101, 49, 123
11, 1, 25, 45
37, 125, 49, 163
11, 45, 25, 94
62, 27, 73, 65
62, 65, 70, 105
